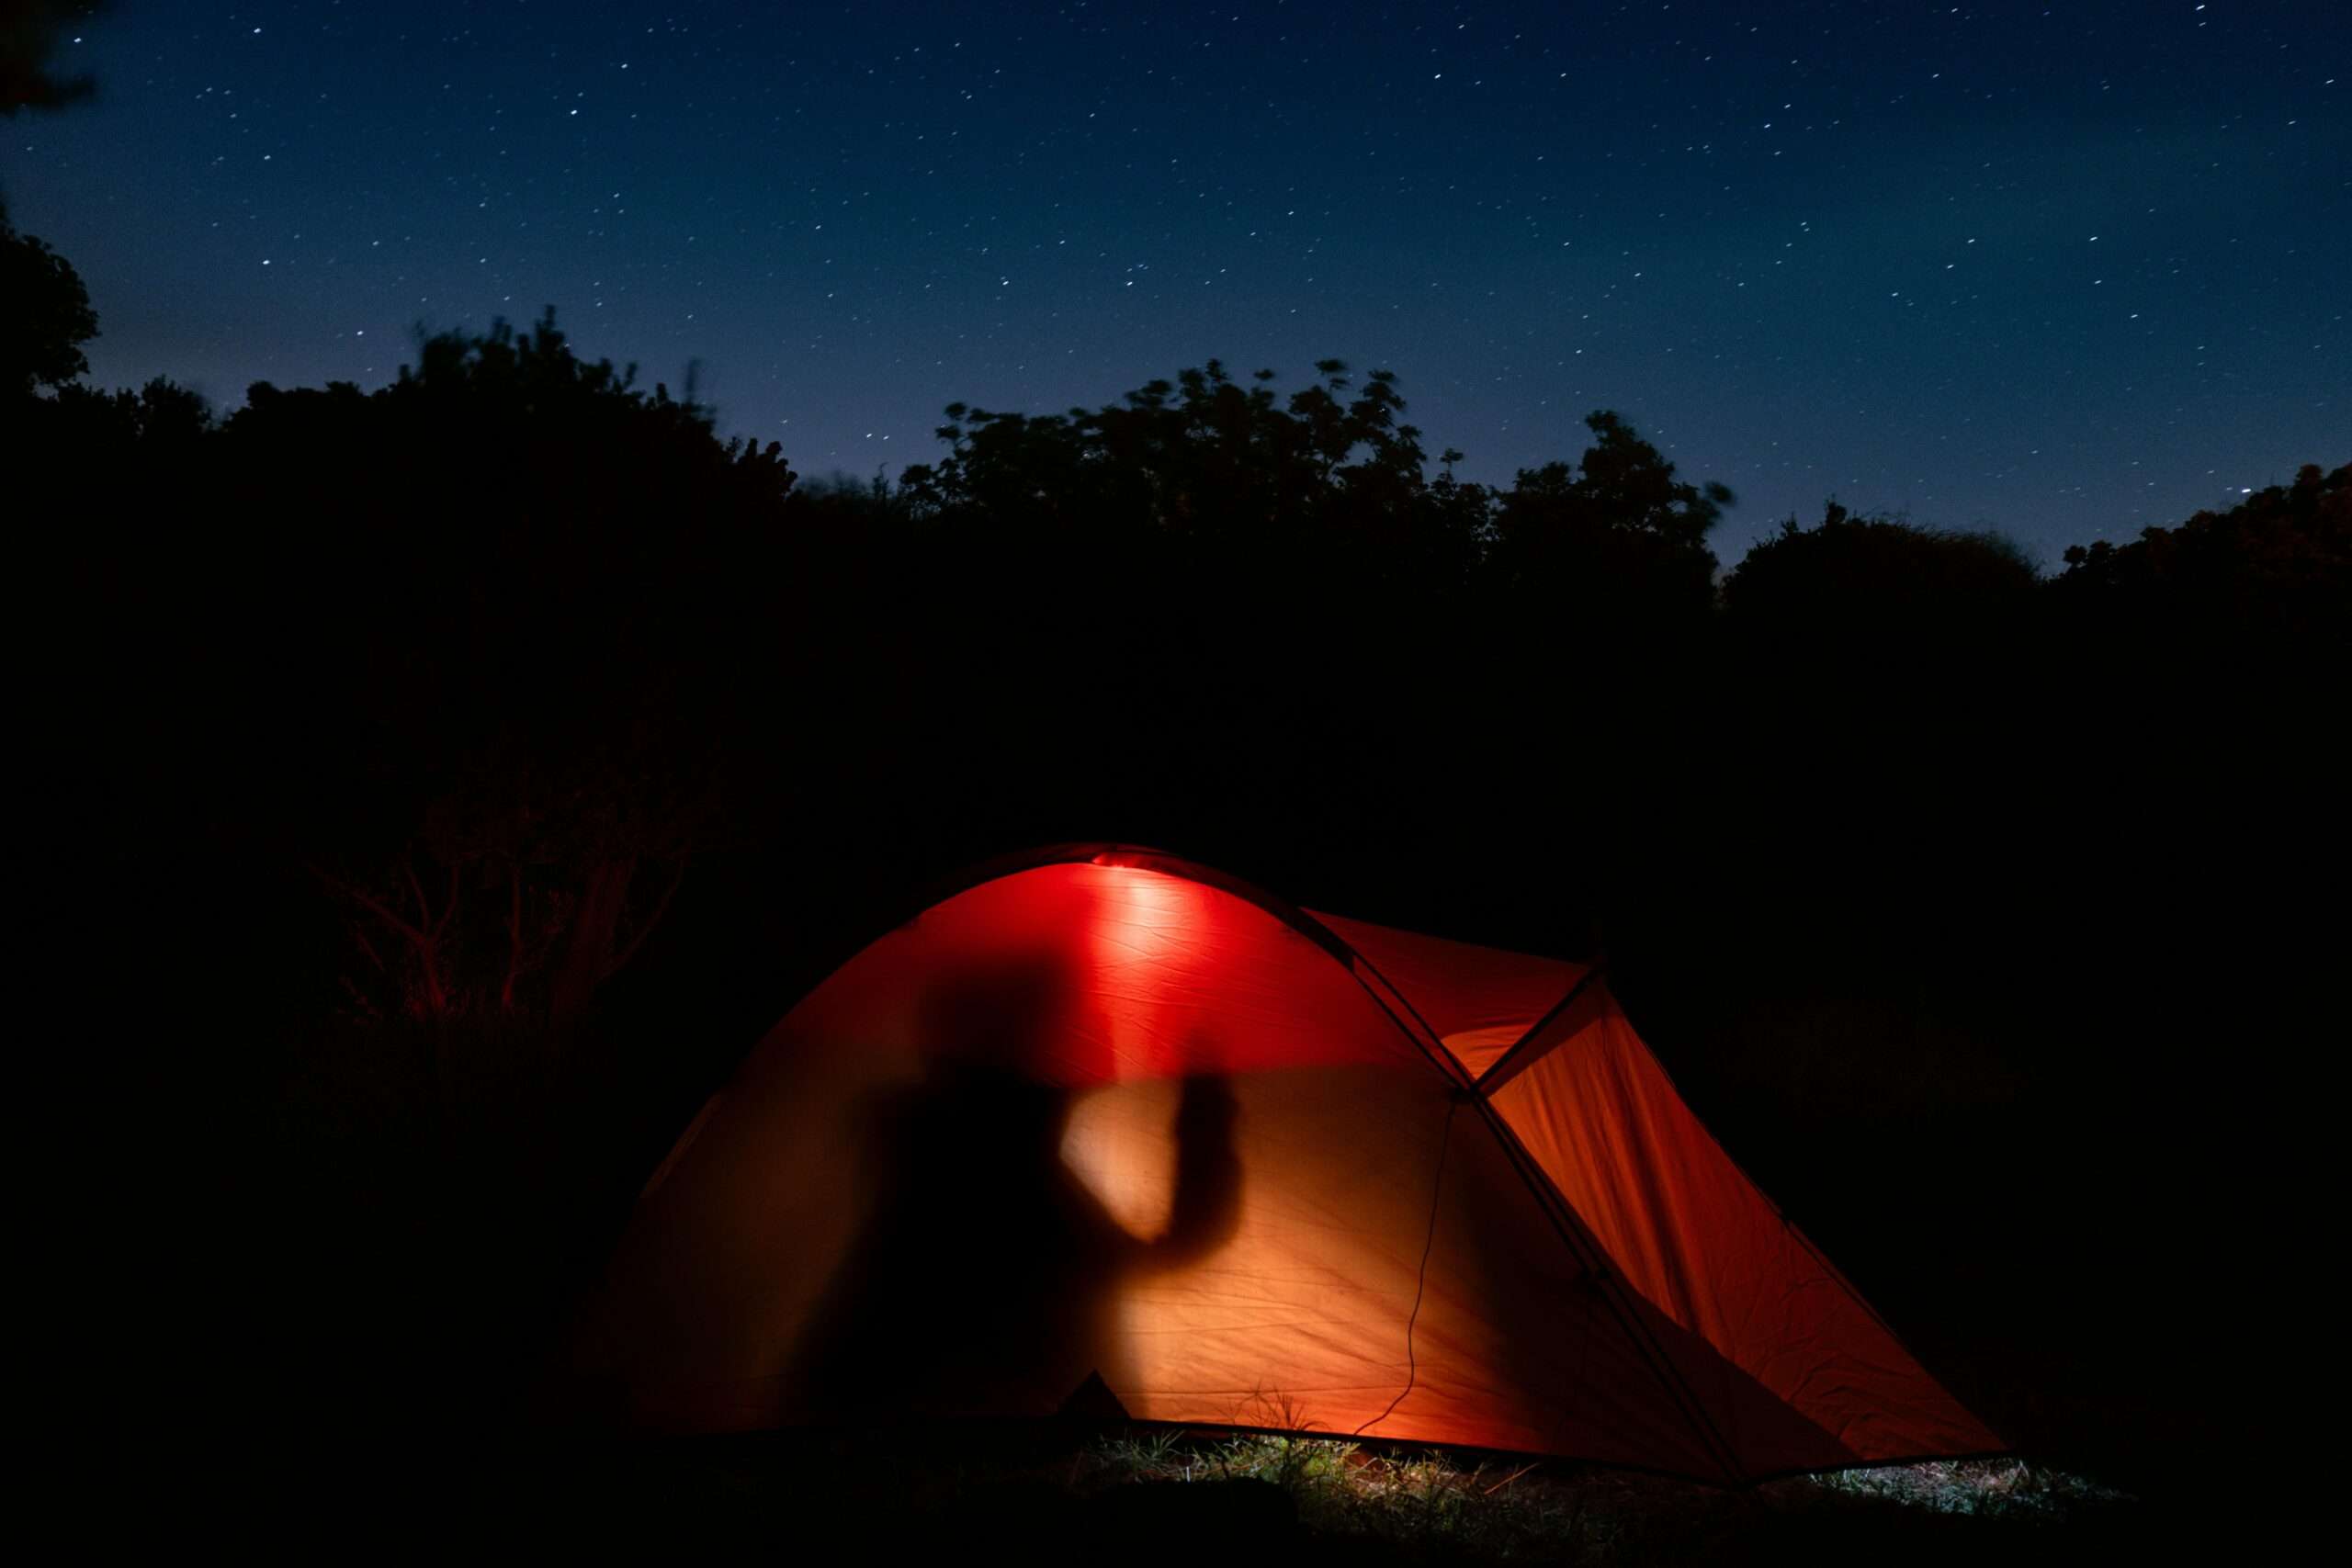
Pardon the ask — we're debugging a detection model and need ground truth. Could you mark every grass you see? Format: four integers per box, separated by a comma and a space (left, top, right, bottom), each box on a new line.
1088, 1429, 1600, 1558
1072, 1431, 2132, 1562
1804, 1455, 2128, 1519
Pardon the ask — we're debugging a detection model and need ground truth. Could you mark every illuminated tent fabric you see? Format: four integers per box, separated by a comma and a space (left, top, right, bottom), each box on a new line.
576, 847, 1998, 1483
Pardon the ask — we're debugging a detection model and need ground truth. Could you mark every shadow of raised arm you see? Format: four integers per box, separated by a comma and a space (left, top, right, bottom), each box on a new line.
1137, 1071, 1243, 1271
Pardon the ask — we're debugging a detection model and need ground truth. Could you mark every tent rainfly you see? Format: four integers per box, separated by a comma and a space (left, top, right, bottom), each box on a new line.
573, 847, 2000, 1483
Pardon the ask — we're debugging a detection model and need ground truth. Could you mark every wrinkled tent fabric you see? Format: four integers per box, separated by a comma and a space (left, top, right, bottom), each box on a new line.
574, 849, 1998, 1483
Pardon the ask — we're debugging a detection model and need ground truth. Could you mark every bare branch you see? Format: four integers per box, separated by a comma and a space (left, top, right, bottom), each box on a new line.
308, 859, 429, 945
337, 973, 386, 1022
609, 859, 687, 978
404, 850, 433, 934
501, 862, 525, 1013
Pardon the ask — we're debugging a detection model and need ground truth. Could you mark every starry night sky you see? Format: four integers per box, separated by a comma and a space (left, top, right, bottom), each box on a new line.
9, 1, 2344, 562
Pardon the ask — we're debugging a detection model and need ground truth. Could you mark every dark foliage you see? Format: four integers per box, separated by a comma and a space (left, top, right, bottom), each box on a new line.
1723, 499, 2038, 643
2055, 461, 2349, 658
0, 200, 97, 391
1489, 411, 1731, 631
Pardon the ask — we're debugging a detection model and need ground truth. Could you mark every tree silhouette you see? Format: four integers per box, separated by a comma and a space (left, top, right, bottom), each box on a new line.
900, 357, 1476, 560
1, 200, 97, 394
1487, 411, 1731, 621
1722, 498, 2039, 647
2056, 462, 2349, 659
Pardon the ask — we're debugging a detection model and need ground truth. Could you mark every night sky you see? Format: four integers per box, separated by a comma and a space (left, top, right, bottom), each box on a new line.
10, 1, 2344, 562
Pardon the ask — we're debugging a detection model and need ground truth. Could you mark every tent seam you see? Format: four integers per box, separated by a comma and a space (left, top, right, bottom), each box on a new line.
1264, 908, 1750, 1484
1473, 965, 1607, 1096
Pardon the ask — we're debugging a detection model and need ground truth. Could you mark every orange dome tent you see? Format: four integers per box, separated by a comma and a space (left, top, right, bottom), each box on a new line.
576, 847, 1998, 1483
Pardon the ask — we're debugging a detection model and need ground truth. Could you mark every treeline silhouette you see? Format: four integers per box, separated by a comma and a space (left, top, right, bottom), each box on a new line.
18, 254, 2345, 1517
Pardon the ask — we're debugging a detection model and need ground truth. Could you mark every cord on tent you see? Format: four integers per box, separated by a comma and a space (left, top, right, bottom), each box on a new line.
1353, 1094, 1459, 1437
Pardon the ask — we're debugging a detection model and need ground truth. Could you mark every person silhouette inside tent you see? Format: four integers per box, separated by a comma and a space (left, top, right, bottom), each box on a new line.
789, 955, 1243, 1422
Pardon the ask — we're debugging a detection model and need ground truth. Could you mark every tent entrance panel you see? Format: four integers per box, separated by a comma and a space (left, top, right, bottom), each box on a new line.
1488, 984, 2003, 1470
